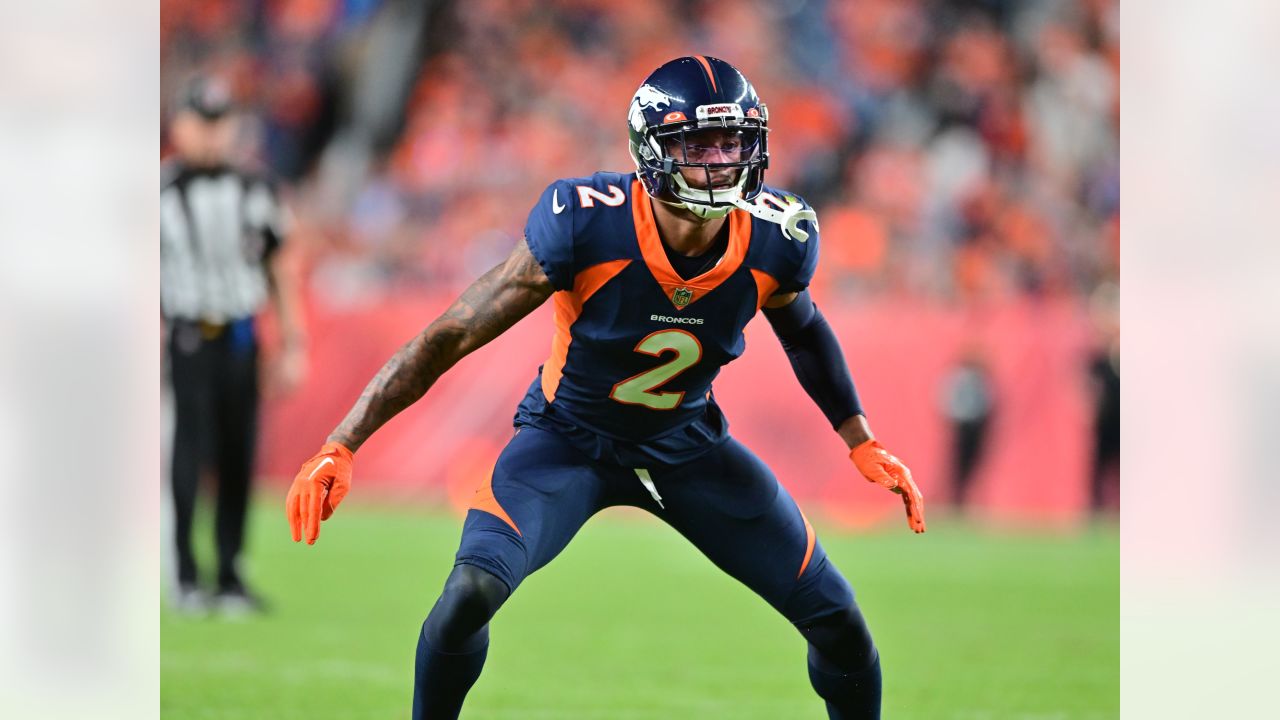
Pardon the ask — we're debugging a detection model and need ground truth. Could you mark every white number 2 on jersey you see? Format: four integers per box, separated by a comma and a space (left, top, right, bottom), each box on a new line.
609, 329, 703, 410
576, 184, 626, 208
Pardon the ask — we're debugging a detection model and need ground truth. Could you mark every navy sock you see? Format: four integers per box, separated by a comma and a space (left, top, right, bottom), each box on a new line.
412, 619, 489, 720
807, 646, 882, 720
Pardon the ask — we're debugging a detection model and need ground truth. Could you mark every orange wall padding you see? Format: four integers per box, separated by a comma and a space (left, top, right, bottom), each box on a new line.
259, 292, 1095, 527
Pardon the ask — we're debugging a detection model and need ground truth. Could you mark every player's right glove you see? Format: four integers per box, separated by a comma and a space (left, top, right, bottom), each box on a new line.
850, 439, 927, 534
286, 441, 354, 545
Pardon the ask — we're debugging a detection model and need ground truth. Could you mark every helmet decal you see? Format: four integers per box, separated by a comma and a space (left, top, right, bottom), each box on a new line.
635, 84, 677, 112
695, 103, 743, 120
628, 100, 647, 133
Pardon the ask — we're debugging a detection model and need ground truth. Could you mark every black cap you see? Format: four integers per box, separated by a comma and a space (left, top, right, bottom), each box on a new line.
181, 75, 234, 121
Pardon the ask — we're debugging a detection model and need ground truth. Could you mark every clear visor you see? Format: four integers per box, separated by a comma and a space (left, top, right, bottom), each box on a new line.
659, 126, 763, 168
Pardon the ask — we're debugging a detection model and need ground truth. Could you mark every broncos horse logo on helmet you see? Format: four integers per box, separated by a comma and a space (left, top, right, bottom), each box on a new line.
634, 84, 676, 112
627, 56, 770, 220
628, 85, 676, 136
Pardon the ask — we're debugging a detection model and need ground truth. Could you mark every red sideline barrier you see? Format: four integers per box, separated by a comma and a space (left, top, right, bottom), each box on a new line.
260, 292, 1093, 527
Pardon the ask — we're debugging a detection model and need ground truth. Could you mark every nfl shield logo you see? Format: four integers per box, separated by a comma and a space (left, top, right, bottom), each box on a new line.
672, 287, 693, 308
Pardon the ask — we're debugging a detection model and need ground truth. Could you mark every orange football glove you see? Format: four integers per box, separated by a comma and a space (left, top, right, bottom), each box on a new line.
850, 439, 926, 534
286, 441, 354, 545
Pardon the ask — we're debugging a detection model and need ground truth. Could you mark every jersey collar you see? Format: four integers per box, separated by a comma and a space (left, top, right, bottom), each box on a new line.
630, 178, 751, 311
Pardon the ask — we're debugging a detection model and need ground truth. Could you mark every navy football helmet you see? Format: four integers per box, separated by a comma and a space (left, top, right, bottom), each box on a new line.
628, 56, 770, 219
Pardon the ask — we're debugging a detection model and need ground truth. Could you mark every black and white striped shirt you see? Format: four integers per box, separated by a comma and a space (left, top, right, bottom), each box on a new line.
160, 161, 287, 322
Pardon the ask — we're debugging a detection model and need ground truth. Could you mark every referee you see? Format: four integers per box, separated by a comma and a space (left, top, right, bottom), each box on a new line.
162, 76, 306, 613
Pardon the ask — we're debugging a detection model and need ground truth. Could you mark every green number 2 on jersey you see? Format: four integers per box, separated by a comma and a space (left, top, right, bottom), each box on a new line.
609, 329, 703, 410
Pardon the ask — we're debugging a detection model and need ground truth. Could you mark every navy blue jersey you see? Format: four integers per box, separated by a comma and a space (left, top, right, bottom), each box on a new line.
515, 171, 819, 468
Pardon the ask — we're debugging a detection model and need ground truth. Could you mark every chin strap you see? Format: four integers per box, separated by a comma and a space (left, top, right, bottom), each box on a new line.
685, 203, 734, 220
669, 171, 738, 219
728, 195, 818, 242
656, 196, 732, 220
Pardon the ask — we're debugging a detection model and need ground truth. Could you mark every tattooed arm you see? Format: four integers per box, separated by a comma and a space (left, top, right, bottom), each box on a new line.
327, 238, 554, 452
285, 239, 552, 543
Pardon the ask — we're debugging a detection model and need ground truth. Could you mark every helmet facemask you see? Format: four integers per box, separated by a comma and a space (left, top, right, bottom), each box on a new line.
629, 106, 769, 219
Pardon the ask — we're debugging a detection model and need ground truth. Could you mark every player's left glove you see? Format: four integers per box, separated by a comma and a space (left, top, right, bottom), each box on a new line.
286, 441, 354, 545
851, 439, 926, 534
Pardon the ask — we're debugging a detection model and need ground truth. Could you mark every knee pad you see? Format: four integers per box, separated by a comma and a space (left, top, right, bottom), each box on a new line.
423, 564, 511, 651
796, 604, 877, 673
784, 557, 855, 626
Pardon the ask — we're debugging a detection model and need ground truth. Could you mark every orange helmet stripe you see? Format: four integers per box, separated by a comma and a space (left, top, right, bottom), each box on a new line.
693, 55, 717, 93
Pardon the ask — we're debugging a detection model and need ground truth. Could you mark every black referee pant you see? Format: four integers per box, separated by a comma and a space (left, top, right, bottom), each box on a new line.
167, 318, 259, 592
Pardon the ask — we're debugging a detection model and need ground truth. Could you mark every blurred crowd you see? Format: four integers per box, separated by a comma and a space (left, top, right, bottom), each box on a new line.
162, 0, 1118, 309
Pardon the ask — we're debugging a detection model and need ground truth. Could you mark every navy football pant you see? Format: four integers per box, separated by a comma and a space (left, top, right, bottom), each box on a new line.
415, 427, 877, 718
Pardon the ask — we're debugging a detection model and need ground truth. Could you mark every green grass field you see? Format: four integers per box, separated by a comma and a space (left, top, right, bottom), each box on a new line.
161, 501, 1118, 719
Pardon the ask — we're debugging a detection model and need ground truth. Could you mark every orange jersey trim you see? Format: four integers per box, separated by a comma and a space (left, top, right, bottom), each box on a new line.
797, 509, 816, 578
630, 178, 751, 310
693, 55, 717, 93
541, 258, 632, 402
750, 269, 780, 311
471, 467, 521, 536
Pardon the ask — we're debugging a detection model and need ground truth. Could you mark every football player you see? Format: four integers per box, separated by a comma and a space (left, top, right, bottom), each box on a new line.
288, 56, 925, 719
